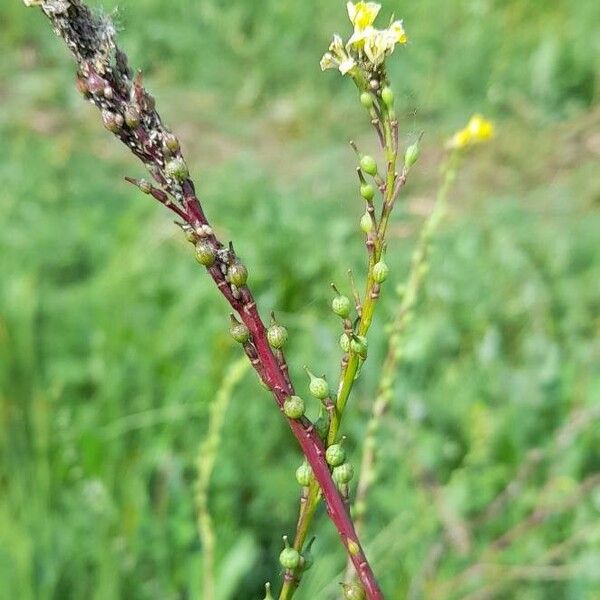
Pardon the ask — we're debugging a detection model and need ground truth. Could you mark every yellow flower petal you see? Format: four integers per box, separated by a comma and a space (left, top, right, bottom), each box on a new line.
347, 2, 381, 32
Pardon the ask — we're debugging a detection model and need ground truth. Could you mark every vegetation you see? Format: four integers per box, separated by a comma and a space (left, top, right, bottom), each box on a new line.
1, 1, 599, 599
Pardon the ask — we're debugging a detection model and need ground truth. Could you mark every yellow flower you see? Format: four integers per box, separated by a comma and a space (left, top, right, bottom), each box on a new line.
447, 115, 494, 149
347, 2, 381, 31
320, 34, 357, 75
387, 20, 408, 45
363, 28, 389, 66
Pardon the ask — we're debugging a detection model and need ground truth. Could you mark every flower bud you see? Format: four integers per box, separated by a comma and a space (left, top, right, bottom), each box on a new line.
295, 462, 313, 487
332, 295, 351, 319
360, 212, 373, 233
195, 240, 216, 267
229, 317, 250, 344
267, 324, 288, 349
284, 396, 305, 419
306, 368, 330, 400
405, 142, 420, 169
165, 157, 189, 182
326, 443, 346, 467
342, 583, 366, 600
124, 105, 141, 129
381, 86, 394, 108
339, 333, 351, 353
373, 261, 389, 283
333, 462, 354, 485
360, 92, 373, 109
360, 155, 378, 177
228, 262, 248, 287
279, 537, 301, 570
360, 183, 375, 201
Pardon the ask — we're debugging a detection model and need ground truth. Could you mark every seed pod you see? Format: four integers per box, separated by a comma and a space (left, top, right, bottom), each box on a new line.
360, 155, 378, 176
267, 324, 288, 349
229, 318, 250, 344
342, 583, 366, 600
360, 212, 373, 233
295, 463, 313, 487
279, 537, 301, 570
284, 396, 305, 419
165, 157, 189, 182
360, 183, 375, 201
164, 133, 180, 153
102, 110, 120, 133
381, 86, 394, 108
373, 261, 389, 283
350, 336, 368, 359
228, 262, 248, 287
124, 105, 141, 129
405, 142, 420, 169
326, 443, 346, 467
360, 92, 373, 109
339, 333, 351, 353
306, 368, 330, 400
332, 295, 351, 319
333, 462, 354, 485
195, 239, 216, 267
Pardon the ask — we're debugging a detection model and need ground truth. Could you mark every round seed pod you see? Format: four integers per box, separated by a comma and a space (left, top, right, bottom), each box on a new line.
283, 396, 305, 419
279, 538, 301, 570
342, 583, 366, 600
124, 105, 141, 129
339, 333, 351, 353
230, 321, 250, 344
165, 157, 189, 182
308, 373, 329, 400
295, 463, 313, 487
373, 261, 389, 283
267, 324, 288, 349
326, 443, 346, 467
360, 183, 375, 201
360, 212, 373, 233
333, 462, 354, 485
405, 142, 421, 169
381, 86, 395, 108
360, 92, 373, 109
102, 110, 120, 133
195, 240, 216, 267
350, 336, 368, 359
164, 133, 180, 153
360, 155, 378, 176
228, 262, 248, 287
332, 295, 351, 319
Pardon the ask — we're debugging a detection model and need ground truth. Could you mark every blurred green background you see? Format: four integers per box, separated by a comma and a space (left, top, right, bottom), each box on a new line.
1, 1, 600, 599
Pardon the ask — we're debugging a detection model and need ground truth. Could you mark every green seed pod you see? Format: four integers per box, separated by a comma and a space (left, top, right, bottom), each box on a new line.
373, 261, 389, 283
341, 583, 366, 600
314, 410, 330, 441
326, 443, 346, 467
164, 133, 180, 153
229, 318, 250, 344
284, 396, 305, 419
360, 212, 373, 234
267, 324, 288, 349
339, 333, 351, 353
124, 105, 141, 129
295, 463, 313, 487
360, 92, 373, 109
360, 155, 378, 177
165, 157, 189, 182
307, 370, 329, 400
405, 142, 420, 169
263, 583, 274, 600
279, 537, 301, 570
228, 262, 248, 287
381, 86, 395, 108
333, 462, 354, 485
360, 183, 375, 201
350, 336, 368, 359
195, 239, 216, 267
332, 295, 351, 319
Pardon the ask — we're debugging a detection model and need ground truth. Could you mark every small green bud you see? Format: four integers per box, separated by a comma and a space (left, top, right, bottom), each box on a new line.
314, 411, 330, 440
360, 183, 375, 201
350, 336, 368, 359
360, 155, 378, 177
267, 324, 288, 349
279, 537, 301, 570
381, 86, 395, 108
326, 443, 346, 467
405, 143, 420, 169
165, 157, 189, 182
124, 105, 141, 129
342, 583, 366, 600
373, 261, 389, 283
228, 262, 248, 287
332, 295, 351, 319
195, 240, 216, 267
360, 92, 373, 109
340, 333, 351, 353
360, 212, 373, 233
284, 396, 305, 419
333, 462, 354, 485
295, 463, 313, 487
263, 583, 274, 600
229, 318, 250, 344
